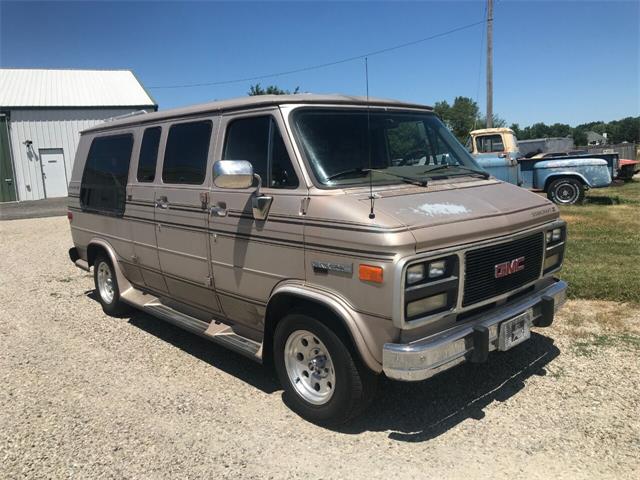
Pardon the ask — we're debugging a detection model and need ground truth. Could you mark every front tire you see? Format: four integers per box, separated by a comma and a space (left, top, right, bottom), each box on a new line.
93, 254, 130, 316
547, 177, 585, 205
273, 313, 377, 426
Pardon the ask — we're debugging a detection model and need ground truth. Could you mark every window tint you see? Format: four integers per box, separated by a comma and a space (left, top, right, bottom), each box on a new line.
223, 116, 298, 189
476, 134, 504, 153
223, 116, 269, 182
162, 121, 212, 184
80, 134, 133, 215
137, 127, 161, 182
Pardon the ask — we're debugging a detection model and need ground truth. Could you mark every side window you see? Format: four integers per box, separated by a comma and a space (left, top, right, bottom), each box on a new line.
223, 116, 299, 189
137, 127, 161, 182
476, 134, 505, 153
80, 134, 133, 216
162, 121, 212, 184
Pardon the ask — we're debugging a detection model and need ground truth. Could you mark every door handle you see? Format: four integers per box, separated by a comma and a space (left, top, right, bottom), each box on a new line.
155, 196, 169, 209
209, 202, 227, 217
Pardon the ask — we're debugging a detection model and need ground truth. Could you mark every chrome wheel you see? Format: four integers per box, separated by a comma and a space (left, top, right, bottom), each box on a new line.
554, 181, 579, 204
96, 261, 115, 304
284, 330, 336, 405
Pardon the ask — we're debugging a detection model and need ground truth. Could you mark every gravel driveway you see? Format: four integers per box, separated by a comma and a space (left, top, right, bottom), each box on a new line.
1, 217, 638, 479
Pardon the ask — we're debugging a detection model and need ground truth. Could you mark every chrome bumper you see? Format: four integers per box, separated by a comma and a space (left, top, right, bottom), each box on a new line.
382, 279, 568, 381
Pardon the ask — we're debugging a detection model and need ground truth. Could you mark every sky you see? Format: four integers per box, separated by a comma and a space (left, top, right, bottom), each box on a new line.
1, 0, 638, 127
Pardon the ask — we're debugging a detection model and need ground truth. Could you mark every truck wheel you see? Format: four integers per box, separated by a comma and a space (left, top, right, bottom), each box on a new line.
273, 313, 377, 426
93, 254, 130, 316
547, 178, 585, 205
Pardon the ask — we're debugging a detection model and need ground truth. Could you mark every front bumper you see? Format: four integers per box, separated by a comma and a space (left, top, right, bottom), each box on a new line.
382, 279, 567, 381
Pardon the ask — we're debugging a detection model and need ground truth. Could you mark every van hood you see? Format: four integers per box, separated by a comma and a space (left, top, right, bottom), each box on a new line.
357, 179, 559, 252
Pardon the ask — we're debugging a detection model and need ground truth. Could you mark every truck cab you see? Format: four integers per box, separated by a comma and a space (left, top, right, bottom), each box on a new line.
469, 128, 615, 204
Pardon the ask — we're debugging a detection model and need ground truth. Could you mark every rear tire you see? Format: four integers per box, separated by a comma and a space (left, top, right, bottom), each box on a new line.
547, 178, 585, 205
273, 313, 377, 426
93, 254, 130, 316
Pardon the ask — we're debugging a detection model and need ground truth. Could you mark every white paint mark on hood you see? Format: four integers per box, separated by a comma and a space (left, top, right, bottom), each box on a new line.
409, 203, 470, 217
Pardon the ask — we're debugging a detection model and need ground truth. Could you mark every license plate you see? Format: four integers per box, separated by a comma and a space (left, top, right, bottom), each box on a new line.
498, 310, 532, 351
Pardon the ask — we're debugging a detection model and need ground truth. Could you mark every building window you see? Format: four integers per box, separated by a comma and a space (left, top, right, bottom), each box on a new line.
162, 121, 212, 184
137, 127, 161, 182
80, 134, 133, 216
223, 116, 298, 188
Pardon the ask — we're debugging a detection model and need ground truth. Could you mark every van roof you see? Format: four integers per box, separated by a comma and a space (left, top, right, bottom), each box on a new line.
81, 94, 433, 134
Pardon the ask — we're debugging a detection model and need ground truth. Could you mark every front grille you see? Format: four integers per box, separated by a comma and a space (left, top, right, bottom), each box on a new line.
463, 232, 544, 307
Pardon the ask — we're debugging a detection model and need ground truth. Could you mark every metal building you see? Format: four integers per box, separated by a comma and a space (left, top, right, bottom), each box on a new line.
0, 68, 157, 202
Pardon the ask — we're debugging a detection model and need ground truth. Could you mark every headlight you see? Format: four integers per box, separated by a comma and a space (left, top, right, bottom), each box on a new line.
543, 225, 566, 273
406, 293, 448, 318
546, 227, 564, 245
544, 253, 561, 271
404, 255, 458, 322
428, 260, 446, 278
406, 264, 426, 285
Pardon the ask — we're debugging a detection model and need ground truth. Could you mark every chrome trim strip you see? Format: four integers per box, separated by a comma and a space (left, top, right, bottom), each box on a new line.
383, 279, 567, 381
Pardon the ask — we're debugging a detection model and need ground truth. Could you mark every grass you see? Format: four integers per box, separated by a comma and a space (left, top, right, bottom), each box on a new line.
572, 333, 640, 357
558, 179, 640, 304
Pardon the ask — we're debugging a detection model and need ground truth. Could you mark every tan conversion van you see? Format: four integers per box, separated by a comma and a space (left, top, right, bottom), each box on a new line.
68, 94, 567, 425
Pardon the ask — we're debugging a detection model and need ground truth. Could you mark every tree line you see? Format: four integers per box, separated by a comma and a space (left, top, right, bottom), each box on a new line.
247, 85, 639, 146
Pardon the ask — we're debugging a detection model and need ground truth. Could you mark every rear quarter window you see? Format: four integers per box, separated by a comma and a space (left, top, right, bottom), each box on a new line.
80, 134, 134, 216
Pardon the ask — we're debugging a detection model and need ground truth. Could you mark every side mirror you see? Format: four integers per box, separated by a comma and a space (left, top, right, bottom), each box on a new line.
213, 160, 254, 189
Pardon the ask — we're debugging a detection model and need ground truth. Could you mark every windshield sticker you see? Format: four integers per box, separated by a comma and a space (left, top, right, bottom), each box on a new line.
410, 203, 470, 217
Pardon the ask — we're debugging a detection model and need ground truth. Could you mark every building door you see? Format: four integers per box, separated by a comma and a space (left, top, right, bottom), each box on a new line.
0, 114, 17, 202
39, 148, 68, 198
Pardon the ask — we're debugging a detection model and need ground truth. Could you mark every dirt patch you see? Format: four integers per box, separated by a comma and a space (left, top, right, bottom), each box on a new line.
1, 217, 639, 479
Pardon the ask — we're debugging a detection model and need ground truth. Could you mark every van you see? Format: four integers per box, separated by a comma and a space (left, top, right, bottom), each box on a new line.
68, 94, 567, 425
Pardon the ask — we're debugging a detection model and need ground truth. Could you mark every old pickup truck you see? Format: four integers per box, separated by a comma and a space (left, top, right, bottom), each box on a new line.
468, 128, 618, 204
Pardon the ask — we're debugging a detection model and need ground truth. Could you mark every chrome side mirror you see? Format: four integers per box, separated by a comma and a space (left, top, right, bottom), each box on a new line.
213, 160, 254, 189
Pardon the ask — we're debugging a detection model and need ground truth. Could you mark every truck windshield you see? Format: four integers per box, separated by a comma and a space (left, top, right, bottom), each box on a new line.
291, 109, 484, 187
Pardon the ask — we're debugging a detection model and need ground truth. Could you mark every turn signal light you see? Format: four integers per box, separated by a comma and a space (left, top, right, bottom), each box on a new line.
359, 264, 383, 283
67, 211, 73, 222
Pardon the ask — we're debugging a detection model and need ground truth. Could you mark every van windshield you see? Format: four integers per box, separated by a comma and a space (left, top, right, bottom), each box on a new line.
291, 109, 485, 187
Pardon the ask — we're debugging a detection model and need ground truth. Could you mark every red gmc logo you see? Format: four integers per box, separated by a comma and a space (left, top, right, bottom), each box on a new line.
495, 257, 525, 278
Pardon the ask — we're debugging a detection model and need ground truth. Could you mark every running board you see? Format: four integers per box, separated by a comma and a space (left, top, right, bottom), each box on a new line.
124, 292, 262, 361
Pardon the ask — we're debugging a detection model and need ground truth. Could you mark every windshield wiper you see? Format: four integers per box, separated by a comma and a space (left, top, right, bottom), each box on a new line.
326, 167, 370, 181
326, 168, 428, 187
421, 164, 490, 179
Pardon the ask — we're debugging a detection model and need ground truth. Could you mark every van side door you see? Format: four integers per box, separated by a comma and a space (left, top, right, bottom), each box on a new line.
208, 109, 306, 340
153, 118, 222, 315
126, 125, 168, 293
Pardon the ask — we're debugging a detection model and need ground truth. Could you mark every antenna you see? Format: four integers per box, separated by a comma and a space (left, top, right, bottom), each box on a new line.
365, 57, 375, 220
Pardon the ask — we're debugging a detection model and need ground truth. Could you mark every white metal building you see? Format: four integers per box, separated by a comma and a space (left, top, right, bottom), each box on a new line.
0, 68, 157, 202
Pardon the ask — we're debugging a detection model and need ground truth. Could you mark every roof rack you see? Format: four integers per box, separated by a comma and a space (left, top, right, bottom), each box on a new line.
103, 109, 150, 123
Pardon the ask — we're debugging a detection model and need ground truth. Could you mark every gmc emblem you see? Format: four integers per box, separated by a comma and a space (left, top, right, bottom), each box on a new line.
495, 257, 525, 278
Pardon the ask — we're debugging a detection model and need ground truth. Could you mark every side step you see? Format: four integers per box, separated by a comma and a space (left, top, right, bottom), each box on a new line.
125, 293, 262, 361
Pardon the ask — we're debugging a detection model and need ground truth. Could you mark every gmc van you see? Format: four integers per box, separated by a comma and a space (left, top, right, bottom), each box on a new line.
68, 94, 567, 425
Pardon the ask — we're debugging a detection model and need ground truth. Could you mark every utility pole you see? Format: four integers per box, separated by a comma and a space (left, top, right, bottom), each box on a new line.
486, 0, 494, 128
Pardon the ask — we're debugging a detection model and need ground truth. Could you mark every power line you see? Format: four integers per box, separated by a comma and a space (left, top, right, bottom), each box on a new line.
148, 19, 486, 89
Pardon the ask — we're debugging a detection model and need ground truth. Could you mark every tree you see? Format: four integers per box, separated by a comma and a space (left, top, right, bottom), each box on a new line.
477, 114, 506, 129
248, 83, 300, 96
434, 96, 480, 142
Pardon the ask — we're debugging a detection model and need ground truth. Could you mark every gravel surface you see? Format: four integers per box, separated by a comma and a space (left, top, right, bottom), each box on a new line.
1, 217, 639, 479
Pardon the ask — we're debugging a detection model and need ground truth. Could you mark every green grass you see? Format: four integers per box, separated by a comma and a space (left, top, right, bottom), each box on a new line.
573, 333, 640, 357
558, 180, 640, 304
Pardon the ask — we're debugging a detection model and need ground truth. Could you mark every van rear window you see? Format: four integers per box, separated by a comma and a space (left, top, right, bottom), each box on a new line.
80, 134, 133, 216
162, 121, 212, 184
